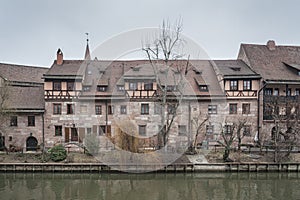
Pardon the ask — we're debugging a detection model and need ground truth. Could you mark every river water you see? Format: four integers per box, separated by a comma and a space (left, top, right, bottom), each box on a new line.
0, 173, 299, 200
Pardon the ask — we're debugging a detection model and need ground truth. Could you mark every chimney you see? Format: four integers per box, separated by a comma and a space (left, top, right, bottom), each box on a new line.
267, 40, 276, 51
56, 48, 63, 65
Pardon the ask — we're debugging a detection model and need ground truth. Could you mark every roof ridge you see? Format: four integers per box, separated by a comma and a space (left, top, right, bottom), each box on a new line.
0, 62, 48, 69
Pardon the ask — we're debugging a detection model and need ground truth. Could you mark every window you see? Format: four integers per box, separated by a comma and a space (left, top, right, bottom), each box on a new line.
95, 105, 102, 115
129, 82, 137, 90
230, 80, 238, 91
108, 105, 114, 115
97, 86, 107, 92
55, 126, 62, 136
67, 104, 75, 114
53, 104, 62, 115
86, 128, 92, 134
224, 125, 233, 135
208, 105, 217, 114
243, 125, 251, 137
287, 88, 292, 96
139, 125, 146, 136
99, 125, 106, 135
83, 86, 91, 92
199, 85, 208, 91
141, 104, 149, 115
206, 125, 214, 135
167, 104, 176, 114
117, 85, 125, 91
120, 105, 127, 114
242, 103, 250, 114
144, 82, 153, 90
28, 116, 35, 126
67, 82, 75, 91
80, 105, 87, 113
10, 116, 17, 126
273, 88, 279, 96
243, 80, 251, 90
229, 104, 237, 114
264, 88, 273, 96
166, 85, 176, 91
178, 125, 187, 136
53, 81, 61, 91
296, 89, 300, 96
154, 103, 162, 115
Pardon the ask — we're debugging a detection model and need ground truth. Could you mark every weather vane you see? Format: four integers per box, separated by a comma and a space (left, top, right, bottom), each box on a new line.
85, 32, 89, 43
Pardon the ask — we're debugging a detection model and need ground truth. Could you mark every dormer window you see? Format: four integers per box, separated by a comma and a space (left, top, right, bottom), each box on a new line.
117, 85, 125, 91
230, 67, 241, 71
83, 86, 91, 92
97, 85, 107, 92
166, 85, 176, 91
199, 85, 208, 91
132, 66, 141, 71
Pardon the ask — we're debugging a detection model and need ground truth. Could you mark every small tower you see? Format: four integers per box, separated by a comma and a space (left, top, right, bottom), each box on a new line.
84, 33, 91, 60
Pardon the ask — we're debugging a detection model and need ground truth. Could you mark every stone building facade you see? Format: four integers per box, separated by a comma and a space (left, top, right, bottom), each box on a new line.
0, 63, 47, 151
1, 40, 299, 152
238, 40, 300, 143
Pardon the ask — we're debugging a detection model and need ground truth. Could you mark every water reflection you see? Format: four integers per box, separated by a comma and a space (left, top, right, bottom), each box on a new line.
0, 173, 299, 200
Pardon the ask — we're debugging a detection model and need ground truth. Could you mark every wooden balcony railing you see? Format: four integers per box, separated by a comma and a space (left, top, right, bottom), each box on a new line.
263, 95, 300, 103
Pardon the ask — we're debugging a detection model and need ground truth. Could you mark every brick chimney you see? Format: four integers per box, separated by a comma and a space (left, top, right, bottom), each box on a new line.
56, 48, 63, 65
267, 40, 276, 51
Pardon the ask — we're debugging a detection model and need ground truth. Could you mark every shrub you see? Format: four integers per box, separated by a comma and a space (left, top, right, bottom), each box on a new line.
48, 145, 67, 162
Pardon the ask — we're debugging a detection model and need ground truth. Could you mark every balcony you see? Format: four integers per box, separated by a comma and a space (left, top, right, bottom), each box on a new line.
263, 95, 300, 103
45, 90, 81, 100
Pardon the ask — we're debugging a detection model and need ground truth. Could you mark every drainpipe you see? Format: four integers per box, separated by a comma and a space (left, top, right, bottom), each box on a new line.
42, 112, 45, 161
188, 101, 191, 147
257, 82, 266, 145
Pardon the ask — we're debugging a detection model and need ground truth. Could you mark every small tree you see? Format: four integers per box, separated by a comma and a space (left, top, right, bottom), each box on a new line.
84, 132, 100, 155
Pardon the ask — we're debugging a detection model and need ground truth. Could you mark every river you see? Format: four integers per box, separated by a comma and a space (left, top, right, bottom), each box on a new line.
0, 173, 299, 200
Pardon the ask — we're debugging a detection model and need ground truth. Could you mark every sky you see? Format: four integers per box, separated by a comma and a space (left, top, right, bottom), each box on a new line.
1, 0, 300, 67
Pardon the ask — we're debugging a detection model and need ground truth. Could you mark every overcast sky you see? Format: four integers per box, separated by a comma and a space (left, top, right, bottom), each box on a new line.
1, 0, 300, 67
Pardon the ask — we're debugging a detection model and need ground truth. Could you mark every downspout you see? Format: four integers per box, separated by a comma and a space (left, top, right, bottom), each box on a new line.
188, 101, 191, 146
42, 112, 45, 161
257, 82, 266, 145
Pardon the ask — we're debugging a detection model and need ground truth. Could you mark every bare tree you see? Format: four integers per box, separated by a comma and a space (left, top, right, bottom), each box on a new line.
113, 120, 139, 153
189, 113, 209, 153
265, 96, 300, 162
0, 77, 10, 150
143, 19, 191, 148
217, 117, 249, 162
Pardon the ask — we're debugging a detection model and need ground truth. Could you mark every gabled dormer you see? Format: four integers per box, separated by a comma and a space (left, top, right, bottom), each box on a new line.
283, 62, 300, 76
